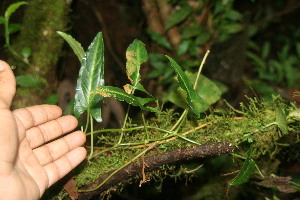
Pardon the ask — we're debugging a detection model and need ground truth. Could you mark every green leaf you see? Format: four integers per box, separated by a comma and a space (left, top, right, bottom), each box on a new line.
57, 31, 85, 62
74, 32, 104, 122
262, 42, 270, 59
165, 56, 208, 117
275, 107, 288, 135
165, 5, 192, 31
195, 31, 210, 45
147, 30, 172, 50
219, 23, 243, 34
230, 145, 256, 186
16, 75, 40, 88
4, 1, 27, 20
126, 39, 148, 89
93, 86, 160, 113
8, 23, 21, 34
21, 46, 31, 58
135, 83, 153, 97
45, 94, 58, 105
177, 39, 191, 56
224, 10, 242, 21
165, 73, 223, 112
0, 16, 5, 24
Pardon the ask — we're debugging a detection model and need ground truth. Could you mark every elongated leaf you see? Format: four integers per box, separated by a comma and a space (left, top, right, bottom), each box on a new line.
93, 86, 160, 113
230, 159, 256, 186
230, 145, 256, 186
147, 29, 171, 50
166, 56, 208, 117
57, 31, 85, 62
165, 5, 192, 31
275, 107, 288, 135
74, 32, 104, 122
8, 23, 21, 34
126, 40, 148, 89
165, 73, 223, 112
5, 2, 27, 20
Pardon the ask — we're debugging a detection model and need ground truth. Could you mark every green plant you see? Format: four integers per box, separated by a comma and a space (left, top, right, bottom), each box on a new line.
246, 28, 300, 100
0, 1, 48, 93
53, 31, 300, 199
0, 1, 29, 64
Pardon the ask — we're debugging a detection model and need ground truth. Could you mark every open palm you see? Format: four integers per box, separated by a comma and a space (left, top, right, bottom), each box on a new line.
0, 61, 87, 200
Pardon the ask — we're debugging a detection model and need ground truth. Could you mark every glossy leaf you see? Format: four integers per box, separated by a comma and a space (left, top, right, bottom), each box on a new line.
230, 145, 256, 186
275, 107, 288, 135
57, 31, 85, 62
166, 56, 208, 117
74, 32, 104, 122
165, 5, 192, 31
126, 39, 148, 89
4, 1, 27, 20
93, 86, 160, 113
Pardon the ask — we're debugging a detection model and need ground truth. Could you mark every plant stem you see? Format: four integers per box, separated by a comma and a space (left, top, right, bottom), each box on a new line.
84, 110, 90, 133
86, 125, 173, 136
88, 114, 94, 161
78, 142, 158, 192
194, 50, 210, 90
142, 114, 149, 142
170, 109, 188, 132
170, 50, 210, 132
117, 104, 131, 144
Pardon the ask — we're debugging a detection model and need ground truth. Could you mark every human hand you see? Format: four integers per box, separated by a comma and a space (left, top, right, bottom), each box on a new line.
0, 61, 87, 200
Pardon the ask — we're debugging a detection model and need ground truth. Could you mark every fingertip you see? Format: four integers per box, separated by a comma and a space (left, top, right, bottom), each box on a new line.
0, 60, 9, 72
77, 130, 87, 143
0, 60, 16, 109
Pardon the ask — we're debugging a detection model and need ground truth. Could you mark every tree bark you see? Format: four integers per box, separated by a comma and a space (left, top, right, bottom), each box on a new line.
11, 0, 72, 108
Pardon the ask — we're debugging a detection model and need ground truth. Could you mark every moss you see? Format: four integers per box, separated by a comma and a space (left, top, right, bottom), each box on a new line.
72, 97, 299, 196
11, 0, 72, 106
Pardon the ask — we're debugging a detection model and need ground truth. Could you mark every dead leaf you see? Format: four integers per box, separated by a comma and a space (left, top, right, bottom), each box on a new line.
256, 176, 296, 193
63, 176, 79, 200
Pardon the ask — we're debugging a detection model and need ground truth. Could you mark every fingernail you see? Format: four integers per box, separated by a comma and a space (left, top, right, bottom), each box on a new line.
0, 64, 5, 72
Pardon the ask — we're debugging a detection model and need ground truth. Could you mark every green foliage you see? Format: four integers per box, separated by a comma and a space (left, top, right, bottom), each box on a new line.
15, 74, 44, 88
1, 1, 27, 46
165, 4, 192, 31
230, 145, 256, 186
147, 30, 172, 50
126, 39, 148, 90
246, 29, 300, 99
165, 73, 224, 113
45, 94, 58, 105
57, 31, 85, 62
275, 107, 288, 135
73, 32, 105, 122
166, 56, 208, 117
93, 86, 159, 113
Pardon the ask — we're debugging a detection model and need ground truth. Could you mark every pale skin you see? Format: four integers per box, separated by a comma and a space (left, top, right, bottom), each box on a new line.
0, 60, 87, 200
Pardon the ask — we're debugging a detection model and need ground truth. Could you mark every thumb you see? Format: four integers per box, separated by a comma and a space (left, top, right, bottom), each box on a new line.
0, 61, 16, 109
